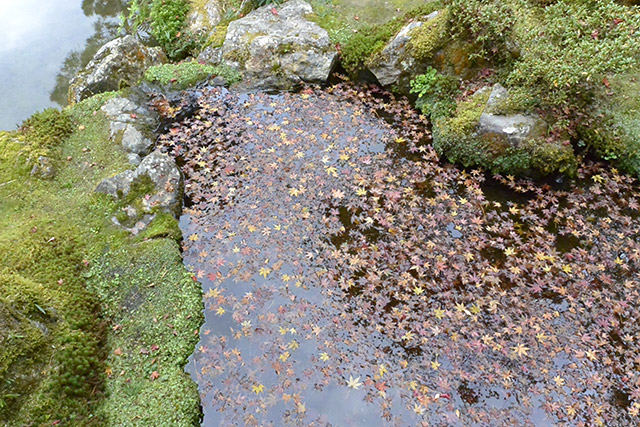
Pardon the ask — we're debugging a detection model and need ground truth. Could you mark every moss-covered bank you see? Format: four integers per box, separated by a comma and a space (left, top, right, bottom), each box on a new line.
0, 92, 202, 426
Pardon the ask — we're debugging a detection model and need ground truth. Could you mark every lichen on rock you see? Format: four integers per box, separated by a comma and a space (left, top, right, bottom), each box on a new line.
221, 0, 337, 89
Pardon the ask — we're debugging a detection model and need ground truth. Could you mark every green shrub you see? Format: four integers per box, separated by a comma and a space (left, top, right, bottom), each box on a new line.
506, 0, 640, 108
122, 0, 202, 60
446, 0, 516, 62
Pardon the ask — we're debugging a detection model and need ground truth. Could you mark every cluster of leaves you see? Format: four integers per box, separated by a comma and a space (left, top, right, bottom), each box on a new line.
445, 0, 517, 63
506, 0, 640, 108
122, 0, 202, 60
157, 83, 640, 425
410, 66, 458, 117
144, 61, 241, 89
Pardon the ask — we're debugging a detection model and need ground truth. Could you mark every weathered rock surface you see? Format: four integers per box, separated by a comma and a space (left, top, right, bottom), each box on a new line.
197, 46, 223, 66
477, 84, 546, 145
96, 150, 183, 218
188, 0, 222, 33
100, 97, 157, 163
69, 36, 165, 104
370, 11, 440, 87
221, 0, 337, 89
119, 125, 154, 157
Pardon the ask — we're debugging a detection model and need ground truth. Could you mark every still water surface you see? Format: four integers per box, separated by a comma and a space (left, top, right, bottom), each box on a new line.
0, 0, 124, 130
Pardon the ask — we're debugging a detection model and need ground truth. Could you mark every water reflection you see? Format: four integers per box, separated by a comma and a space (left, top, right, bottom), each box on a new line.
0, 0, 124, 130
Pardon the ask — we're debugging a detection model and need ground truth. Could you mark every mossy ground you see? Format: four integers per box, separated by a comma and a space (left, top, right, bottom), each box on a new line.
0, 93, 202, 425
581, 73, 640, 178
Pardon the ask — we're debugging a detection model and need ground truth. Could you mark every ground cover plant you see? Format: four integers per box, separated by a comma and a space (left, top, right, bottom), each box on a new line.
160, 83, 640, 425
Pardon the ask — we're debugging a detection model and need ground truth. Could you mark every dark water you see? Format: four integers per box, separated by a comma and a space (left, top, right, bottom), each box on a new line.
161, 84, 640, 426
0, 0, 125, 130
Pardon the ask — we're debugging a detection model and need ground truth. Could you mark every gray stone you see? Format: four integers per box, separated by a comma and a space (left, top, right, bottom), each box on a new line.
69, 36, 166, 104
477, 84, 546, 146
128, 153, 142, 166
120, 124, 154, 156
369, 11, 440, 87
221, 0, 337, 89
30, 156, 55, 178
96, 150, 183, 217
188, 0, 222, 33
197, 46, 223, 66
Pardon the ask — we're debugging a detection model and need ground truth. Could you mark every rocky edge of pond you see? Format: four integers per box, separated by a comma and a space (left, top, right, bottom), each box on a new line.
4, 0, 640, 424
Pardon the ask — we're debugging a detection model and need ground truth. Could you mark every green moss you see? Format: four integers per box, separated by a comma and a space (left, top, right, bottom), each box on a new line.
137, 212, 183, 242
407, 8, 449, 61
206, 24, 228, 48
0, 92, 203, 425
17, 108, 74, 165
88, 239, 203, 426
580, 73, 640, 177
144, 61, 241, 89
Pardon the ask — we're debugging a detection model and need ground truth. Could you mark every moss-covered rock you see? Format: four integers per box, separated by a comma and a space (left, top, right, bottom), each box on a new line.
432, 84, 577, 177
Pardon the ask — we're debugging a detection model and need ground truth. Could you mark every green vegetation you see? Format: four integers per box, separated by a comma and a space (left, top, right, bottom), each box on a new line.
144, 61, 242, 89
123, 0, 203, 60
580, 73, 640, 177
431, 89, 577, 176
17, 108, 74, 161
88, 239, 202, 426
0, 93, 202, 425
506, 0, 640, 108
307, 0, 443, 76
410, 66, 458, 117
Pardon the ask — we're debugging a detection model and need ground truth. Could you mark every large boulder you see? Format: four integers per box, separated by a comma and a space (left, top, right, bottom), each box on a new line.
96, 150, 183, 221
69, 36, 166, 104
432, 84, 576, 177
369, 11, 441, 87
221, 0, 337, 89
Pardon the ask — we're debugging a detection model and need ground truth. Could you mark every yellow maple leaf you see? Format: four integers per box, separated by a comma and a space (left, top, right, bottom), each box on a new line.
511, 343, 529, 358
259, 267, 271, 278
252, 384, 264, 394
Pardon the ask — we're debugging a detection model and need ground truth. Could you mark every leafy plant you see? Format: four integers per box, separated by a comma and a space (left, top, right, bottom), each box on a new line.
121, 0, 203, 60
506, 0, 640, 108
410, 67, 458, 117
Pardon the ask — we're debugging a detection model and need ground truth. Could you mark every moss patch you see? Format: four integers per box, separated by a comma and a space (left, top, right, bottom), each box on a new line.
88, 239, 202, 426
144, 61, 242, 89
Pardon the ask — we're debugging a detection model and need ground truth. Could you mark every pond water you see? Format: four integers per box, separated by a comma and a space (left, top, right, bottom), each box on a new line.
159, 83, 640, 426
0, 0, 124, 130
